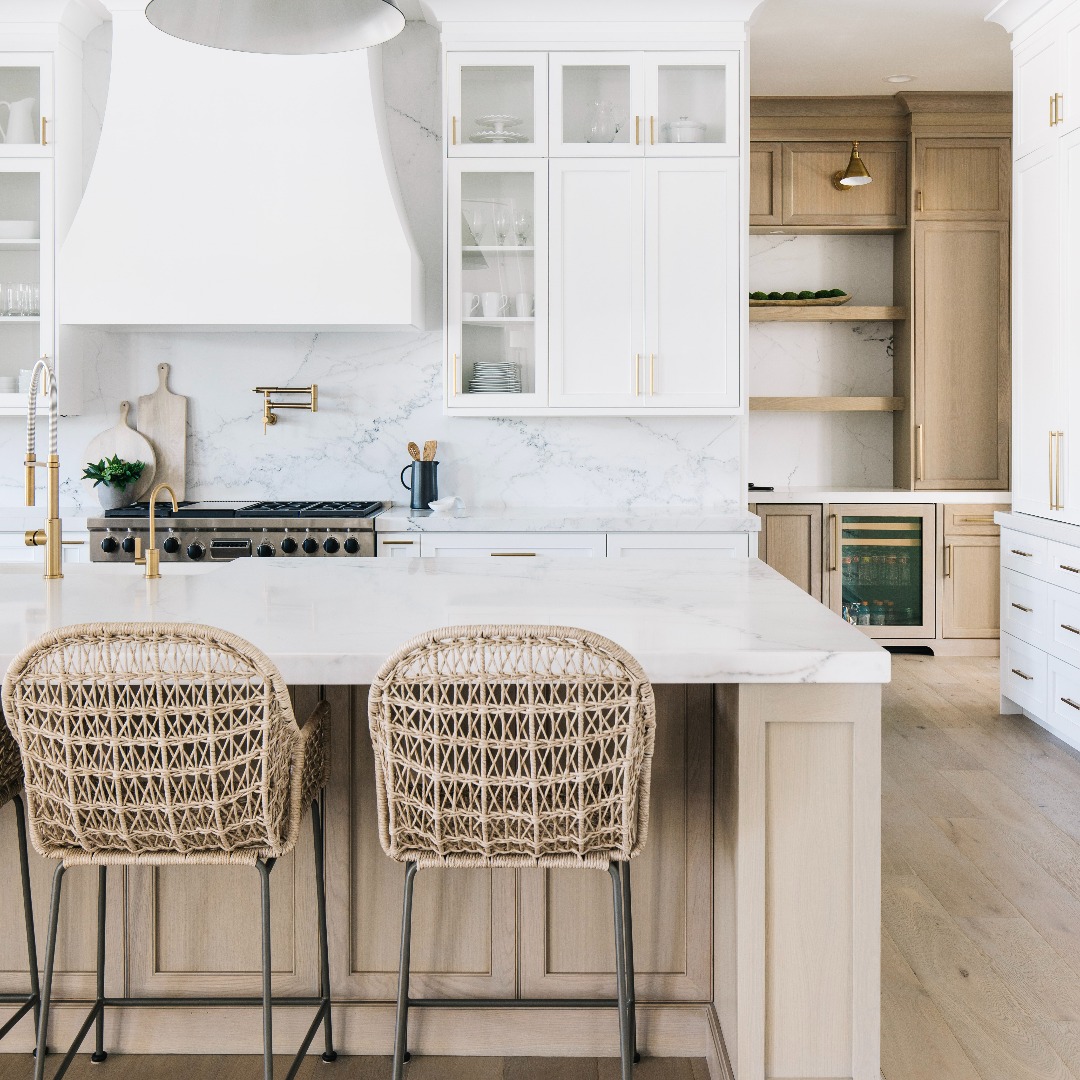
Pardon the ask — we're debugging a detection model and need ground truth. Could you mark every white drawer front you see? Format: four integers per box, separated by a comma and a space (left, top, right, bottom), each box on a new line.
419, 532, 607, 558
1049, 584, 1080, 666
377, 533, 421, 558
1046, 656, 1080, 750
1049, 540, 1080, 593
1001, 568, 1049, 650
1001, 528, 1048, 577
606, 532, 747, 559
1001, 632, 1048, 718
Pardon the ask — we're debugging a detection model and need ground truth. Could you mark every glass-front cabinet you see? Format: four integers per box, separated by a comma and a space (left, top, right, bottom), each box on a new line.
447, 160, 547, 409
446, 53, 548, 157
827, 504, 937, 639
0, 54, 52, 157
645, 53, 738, 156
550, 53, 644, 155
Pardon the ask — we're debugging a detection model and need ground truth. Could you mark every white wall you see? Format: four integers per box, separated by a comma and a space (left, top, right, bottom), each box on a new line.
748, 234, 896, 489
0, 22, 744, 512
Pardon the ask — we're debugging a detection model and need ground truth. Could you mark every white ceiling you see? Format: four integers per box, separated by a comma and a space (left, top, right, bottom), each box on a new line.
748, 0, 1012, 96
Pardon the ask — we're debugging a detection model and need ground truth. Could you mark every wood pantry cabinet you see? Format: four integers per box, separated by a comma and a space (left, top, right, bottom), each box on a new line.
941, 505, 1002, 639
751, 503, 823, 600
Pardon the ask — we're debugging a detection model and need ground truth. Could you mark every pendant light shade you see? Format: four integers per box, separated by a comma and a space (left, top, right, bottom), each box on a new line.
145, 0, 406, 54
832, 141, 873, 190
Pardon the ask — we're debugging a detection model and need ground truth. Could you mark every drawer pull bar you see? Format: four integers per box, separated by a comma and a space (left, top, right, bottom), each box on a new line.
1061, 565, 1080, 574
1063, 624, 1080, 636
1063, 697, 1080, 712
1011, 603, 1033, 613
1011, 549, 1034, 557
491, 552, 537, 557
1011, 668, 1034, 681
381, 540, 416, 546
956, 516, 996, 525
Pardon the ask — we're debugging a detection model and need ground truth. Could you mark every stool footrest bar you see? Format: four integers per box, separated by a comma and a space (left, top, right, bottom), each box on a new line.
0, 995, 38, 1039
408, 998, 620, 1009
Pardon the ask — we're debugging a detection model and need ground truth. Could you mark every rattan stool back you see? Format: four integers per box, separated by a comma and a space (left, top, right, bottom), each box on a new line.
369, 624, 656, 870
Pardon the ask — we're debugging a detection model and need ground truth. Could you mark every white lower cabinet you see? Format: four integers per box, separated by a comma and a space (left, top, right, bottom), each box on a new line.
377, 533, 421, 558
606, 532, 747, 558
1001, 567, 1049, 651
1001, 631, 1048, 716
418, 532, 607, 558
1047, 655, 1080, 745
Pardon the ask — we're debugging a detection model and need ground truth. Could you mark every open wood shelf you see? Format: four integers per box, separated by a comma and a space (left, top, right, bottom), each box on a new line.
749, 396, 906, 412
749, 305, 906, 322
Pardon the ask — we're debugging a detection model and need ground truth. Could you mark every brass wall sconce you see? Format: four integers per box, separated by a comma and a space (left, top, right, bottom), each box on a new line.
254, 385, 318, 433
832, 141, 873, 190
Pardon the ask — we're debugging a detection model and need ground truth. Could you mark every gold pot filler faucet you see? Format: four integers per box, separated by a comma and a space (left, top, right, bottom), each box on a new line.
134, 483, 179, 580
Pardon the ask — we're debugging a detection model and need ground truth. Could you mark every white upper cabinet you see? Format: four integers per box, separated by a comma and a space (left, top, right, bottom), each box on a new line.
0, 54, 52, 158
447, 53, 548, 157
1014, 31, 1061, 160
1062, 129, 1080, 516
644, 53, 739, 157
549, 53, 644, 156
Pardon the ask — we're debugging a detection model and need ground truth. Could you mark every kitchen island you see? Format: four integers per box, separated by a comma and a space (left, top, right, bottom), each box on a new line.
0, 556, 887, 1080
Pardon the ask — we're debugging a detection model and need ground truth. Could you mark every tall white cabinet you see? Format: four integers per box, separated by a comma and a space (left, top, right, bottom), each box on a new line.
436, 17, 746, 417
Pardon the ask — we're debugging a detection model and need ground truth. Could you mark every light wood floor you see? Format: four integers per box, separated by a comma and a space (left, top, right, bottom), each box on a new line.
883, 655, 1080, 1080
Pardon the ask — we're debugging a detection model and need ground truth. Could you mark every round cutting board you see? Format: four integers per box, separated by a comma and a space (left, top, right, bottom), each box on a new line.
81, 401, 157, 503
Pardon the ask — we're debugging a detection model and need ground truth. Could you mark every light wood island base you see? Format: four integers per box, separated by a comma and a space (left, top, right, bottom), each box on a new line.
0, 681, 881, 1080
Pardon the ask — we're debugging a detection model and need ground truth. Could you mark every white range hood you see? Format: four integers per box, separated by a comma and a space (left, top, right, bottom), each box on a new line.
59, 0, 423, 330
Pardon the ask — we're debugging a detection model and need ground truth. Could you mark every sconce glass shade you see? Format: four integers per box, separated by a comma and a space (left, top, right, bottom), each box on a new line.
832, 141, 873, 190
145, 0, 406, 54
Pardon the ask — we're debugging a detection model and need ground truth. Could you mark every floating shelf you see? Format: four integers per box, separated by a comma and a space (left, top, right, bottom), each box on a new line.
749, 306, 906, 323
749, 396, 906, 412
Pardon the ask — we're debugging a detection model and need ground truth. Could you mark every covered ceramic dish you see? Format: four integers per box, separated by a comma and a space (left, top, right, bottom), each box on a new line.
664, 116, 707, 143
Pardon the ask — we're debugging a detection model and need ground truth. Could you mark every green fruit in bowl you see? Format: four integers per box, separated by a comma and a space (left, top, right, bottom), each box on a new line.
782, 291, 798, 300
828, 288, 847, 297
797, 290, 816, 299
767, 291, 783, 300
749, 291, 768, 300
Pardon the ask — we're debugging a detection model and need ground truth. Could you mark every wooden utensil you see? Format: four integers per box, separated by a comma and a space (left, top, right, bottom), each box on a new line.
422, 440, 437, 461
137, 362, 188, 500
408, 442, 421, 461
82, 401, 157, 502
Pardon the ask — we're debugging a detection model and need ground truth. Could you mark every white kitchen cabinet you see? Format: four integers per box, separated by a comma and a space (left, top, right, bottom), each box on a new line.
606, 532, 748, 559
643, 53, 739, 158
446, 53, 548, 157
549, 53, 644, 156
418, 532, 606, 558
1014, 30, 1062, 160
377, 533, 421, 558
0, 52, 51, 160
1063, 128, 1080, 517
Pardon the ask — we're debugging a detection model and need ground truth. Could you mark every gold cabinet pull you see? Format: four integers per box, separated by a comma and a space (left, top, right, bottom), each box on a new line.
956, 515, 995, 525
1052, 94, 1058, 126
1061, 624, 1080, 635
650, 115, 655, 145
40, 117, 47, 146
635, 116, 641, 145
451, 115, 457, 145
916, 190, 923, 212
1011, 548, 1034, 557
828, 513, 839, 572
1060, 564, 1080, 574
915, 424, 925, 482
1056, 93, 1065, 125
381, 540, 416, 546
453, 352, 459, 393
1011, 668, 1034, 681
1050, 430, 1056, 508
634, 353, 641, 396
1057, 430, 1065, 510
944, 544, 953, 578
649, 353, 656, 395
1062, 697, 1080, 711
490, 552, 537, 557
1011, 603, 1033, 613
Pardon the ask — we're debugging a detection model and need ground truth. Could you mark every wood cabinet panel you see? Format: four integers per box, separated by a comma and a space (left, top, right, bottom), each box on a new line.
943, 536, 1001, 638
749, 142, 782, 226
519, 684, 712, 1001
913, 220, 1010, 489
942, 503, 1006, 536
756, 504, 823, 600
782, 141, 906, 228
914, 138, 1011, 219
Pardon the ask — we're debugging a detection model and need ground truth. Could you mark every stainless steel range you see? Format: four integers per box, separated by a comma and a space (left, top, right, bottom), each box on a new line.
88, 500, 385, 563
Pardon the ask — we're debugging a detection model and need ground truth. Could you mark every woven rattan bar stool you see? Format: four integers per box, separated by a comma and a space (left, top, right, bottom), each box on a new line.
0, 707, 40, 1046
369, 624, 656, 1080
1, 622, 337, 1080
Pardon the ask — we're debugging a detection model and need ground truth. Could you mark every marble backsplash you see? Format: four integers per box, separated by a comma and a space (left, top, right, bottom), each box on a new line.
0, 21, 743, 513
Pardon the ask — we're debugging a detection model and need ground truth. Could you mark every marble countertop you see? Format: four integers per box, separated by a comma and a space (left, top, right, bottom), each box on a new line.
0, 557, 888, 686
749, 488, 1011, 505
377, 506, 761, 533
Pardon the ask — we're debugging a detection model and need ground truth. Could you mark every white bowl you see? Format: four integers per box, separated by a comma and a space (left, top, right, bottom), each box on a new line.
0, 220, 39, 240
429, 496, 460, 513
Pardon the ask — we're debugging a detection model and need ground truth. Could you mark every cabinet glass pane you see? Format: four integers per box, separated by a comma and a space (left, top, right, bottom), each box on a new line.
655, 64, 728, 146
460, 171, 536, 397
839, 516, 924, 628
560, 65, 633, 146
459, 65, 536, 147
0, 171, 42, 388
0, 67, 42, 148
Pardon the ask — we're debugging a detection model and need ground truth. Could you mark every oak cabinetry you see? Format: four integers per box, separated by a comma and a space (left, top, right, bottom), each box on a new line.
752, 503, 823, 600
912, 138, 1011, 219
941, 505, 1002, 638
748, 141, 781, 225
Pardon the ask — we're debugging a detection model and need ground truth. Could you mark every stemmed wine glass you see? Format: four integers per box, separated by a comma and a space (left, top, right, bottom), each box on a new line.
512, 211, 531, 246
493, 207, 511, 245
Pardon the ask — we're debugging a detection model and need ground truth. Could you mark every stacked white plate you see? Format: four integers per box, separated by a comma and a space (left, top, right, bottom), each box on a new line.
469, 361, 522, 393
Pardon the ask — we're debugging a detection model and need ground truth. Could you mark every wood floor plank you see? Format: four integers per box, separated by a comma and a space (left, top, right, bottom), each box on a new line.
884, 873, 1073, 1080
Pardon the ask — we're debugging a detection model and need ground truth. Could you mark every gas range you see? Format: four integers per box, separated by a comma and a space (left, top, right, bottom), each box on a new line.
88, 500, 386, 563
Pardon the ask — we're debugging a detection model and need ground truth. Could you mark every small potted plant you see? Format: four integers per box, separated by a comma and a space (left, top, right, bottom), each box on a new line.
82, 455, 147, 510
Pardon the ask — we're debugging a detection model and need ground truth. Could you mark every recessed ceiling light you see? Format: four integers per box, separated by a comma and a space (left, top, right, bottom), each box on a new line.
885, 74, 916, 84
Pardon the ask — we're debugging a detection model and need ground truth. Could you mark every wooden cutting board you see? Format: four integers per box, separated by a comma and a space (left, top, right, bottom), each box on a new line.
137, 362, 188, 500
82, 401, 157, 501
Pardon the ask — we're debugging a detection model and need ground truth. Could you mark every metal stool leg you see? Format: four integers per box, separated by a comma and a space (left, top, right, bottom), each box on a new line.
90, 865, 108, 1062
15, 795, 41, 1036
258, 859, 276, 1080
392, 862, 418, 1080
34, 864, 65, 1080
619, 862, 640, 1064
311, 797, 337, 1063
608, 863, 631, 1080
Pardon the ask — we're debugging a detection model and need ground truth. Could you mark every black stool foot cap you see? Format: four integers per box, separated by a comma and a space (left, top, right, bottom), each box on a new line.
321, 1052, 338, 1064
402, 1051, 412, 1064
633, 1052, 641, 1064
91, 1051, 108, 1063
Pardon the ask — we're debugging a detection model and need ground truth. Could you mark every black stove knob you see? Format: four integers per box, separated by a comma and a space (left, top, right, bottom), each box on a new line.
187, 541, 205, 561
257, 542, 275, 558
323, 537, 340, 554
280, 536, 298, 554
302, 537, 319, 555
343, 537, 360, 555
163, 536, 181, 554
121, 535, 137, 554
100, 536, 119, 554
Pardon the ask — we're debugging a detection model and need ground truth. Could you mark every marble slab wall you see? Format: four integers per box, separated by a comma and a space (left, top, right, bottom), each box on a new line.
0, 22, 743, 513
748, 235, 896, 489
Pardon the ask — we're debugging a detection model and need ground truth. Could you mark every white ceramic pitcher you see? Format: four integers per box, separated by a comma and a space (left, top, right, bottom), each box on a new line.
0, 98, 37, 145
